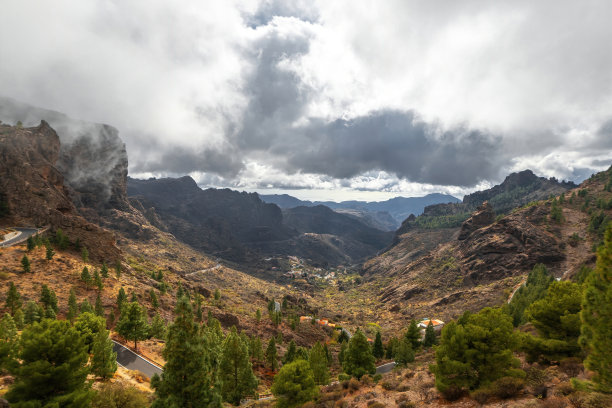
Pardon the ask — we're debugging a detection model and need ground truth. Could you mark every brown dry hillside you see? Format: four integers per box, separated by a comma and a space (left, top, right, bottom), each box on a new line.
339, 166, 612, 332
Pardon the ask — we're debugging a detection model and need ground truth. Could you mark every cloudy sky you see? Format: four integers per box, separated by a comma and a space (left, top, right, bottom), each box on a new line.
1, 0, 611, 201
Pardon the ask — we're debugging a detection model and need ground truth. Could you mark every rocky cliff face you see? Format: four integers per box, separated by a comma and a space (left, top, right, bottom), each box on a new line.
457, 201, 495, 240
0, 121, 120, 262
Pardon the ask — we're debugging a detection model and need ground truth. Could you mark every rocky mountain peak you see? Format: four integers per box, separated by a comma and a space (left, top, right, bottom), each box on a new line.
458, 201, 495, 240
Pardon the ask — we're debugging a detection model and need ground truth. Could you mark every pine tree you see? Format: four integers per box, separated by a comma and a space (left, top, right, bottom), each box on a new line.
40, 284, 58, 314
405, 319, 421, 349
55, 228, 69, 250
26, 236, 35, 252
338, 329, 350, 343
373, 331, 384, 359
100, 262, 109, 278
214, 289, 221, 302
150, 312, 167, 339
115, 260, 122, 278
271, 360, 318, 408
13, 309, 24, 330
95, 292, 104, 317
67, 288, 78, 323
5, 319, 92, 407
23, 301, 43, 325
5, 282, 21, 315
81, 266, 92, 289
323, 343, 331, 366
91, 329, 117, 379
580, 223, 612, 392
250, 336, 263, 361
283, 340, 298, 364
152, 296, 222, 408
338, 341, 348, 369
342, 328, 375, 379
431, 308, 519, 398
45, 244, 55, 260
423, 321, 437, 347
176, 283, 184, 298
309, 342, 329, 385
385, 336, 398, 359
116, 287, 127, 310
150, 289, 159, 309
256, 309, 261, 323
75, 312, 106, 352
219, 327, 258, 404
266, 337, 278, 371
108, 309, 116, 326
81, 247, 89, 262
130, 292, 138, 302
21, 254, 30, 273
506, 263, 554, 326
395, 337, 415, 366
80, 299, 94, 314
0, 313, 19, 373
94, 269, 103, 291
116, 302, 149, 351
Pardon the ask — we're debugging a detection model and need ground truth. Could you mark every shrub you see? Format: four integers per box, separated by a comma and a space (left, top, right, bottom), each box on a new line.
471, 388, 492, 404
360, 375, 372, 386
338, 373, 351, 382
526, 366, 549, 386
440, 385, 465, 401
556, 382, 574, 396
491, 376, 525, 399
560, 357, 583, 378
568, 392, 612, 408
366, 402, 385, 408
397, 402, 416, 408
372, 373, 382, 383
348, 378, 360, 392
380, 380, 397, 391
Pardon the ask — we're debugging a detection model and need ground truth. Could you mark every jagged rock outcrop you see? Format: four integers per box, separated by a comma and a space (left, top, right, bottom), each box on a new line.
0, 121, 120, 262
458, 201, 495, 240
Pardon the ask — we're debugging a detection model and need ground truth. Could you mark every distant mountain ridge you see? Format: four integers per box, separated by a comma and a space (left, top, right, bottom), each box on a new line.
259, 193, 460, 229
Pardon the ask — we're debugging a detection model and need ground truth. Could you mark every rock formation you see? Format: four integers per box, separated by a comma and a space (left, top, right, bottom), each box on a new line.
458, 201, 495, 240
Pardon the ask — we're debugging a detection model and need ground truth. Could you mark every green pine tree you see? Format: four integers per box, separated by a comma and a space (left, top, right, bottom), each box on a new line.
6, 319, 93, 407
265, 337, 278, 371
94, 269, 103, 291
100, 262, 109, 278
250, 336, 263, 362
75, 312, 106, 352
81, 247, 89, 262
23, 301, 43, 325
338, 341, 348, 369
150, 289, 159, 309
116, 287, 127, 310
373, 331, 384, 359
116, 302, 149, 351
283, 340, 298, 364
580, 223, 612, 392
55, 228, 69, 250
13, 309, 24, 330
26, 236, 35, 252
309, 342, 329, 385
430, 308, 519, 398
271, 360, 318, 408
91, 329, 117, 379
81, 266, 92, 289
5, 282, 21, 315
506, 263, 554, 326
80, 299, 94, 314
256, 309, 261, 323
150, 312, 167, 339
395, 337, 415, 366
405, 319, 421, 349
40, 284, 58, 314
342, 328, 375, 379
219, 327, 258, 405
21, 254, 30, 273
0, 313, 19, 373
423, 321, 437, 347
67, 288, 78, 323
95, 292, 104, 317
45, 244, 55, 260
152, 296, 222, 408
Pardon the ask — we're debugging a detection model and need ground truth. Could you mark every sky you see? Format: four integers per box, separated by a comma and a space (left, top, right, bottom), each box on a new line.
0, 0, 611, 201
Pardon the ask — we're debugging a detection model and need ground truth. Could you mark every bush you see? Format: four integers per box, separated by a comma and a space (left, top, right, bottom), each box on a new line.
556, 382, 574, 396
471, 388, 492, 404
348, 378, 360, 392
560, 357, 583, 378
92, 383, 149, 408
381, 380, 398, 391
568, 392, 612, 408
366, 402, 385, 408
372, 373, 382, 383
491, 376, 525, 399
440, 385, 465, 401
338, 373, 351, 382
360, 375, 372, 386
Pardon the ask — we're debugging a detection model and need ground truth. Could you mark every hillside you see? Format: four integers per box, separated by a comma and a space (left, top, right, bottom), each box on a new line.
128, 178, 393, 269
260, 193, 460, 229
351, 166, 611, 330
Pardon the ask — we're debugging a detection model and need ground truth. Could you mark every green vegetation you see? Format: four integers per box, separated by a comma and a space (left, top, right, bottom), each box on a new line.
152, 296, 222, 407
431, 308, 519, 399
45, 243, 55, 260
219, 327, 257, 405
580, 223, 612, 392
342, 328, 375, 379
266, 337, 278, 370
373, 331, 384, 358
39, 284, 58, 314
67, 288, 78, 323
309, 342, 329, 385
405, 319, 421, 349
20, 254, 30, 273
521, 281, 582, 362
116, 302, 149, 351
271, 359, 318, 408
506, 263, 554, 326
6, 319, 93, 407
5, 282, 21, 315
414, 212, 471, 229
91, 328, 117, 379
0, 313, 18, 373
75, 312, 106, 352
423, 321, 437, 347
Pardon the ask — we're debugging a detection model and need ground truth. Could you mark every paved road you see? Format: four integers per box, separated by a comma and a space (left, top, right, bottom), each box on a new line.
376, 361, 396, 374
0, 228, 40, 247
112, 341, 163, 379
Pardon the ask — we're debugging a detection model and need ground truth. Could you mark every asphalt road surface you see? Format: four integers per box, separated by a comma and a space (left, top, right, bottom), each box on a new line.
0, 228, 40, 247
376, 361, 396, 374
112, 341, 163, 379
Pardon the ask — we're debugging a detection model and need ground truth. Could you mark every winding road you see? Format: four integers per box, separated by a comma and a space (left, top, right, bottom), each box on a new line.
0, 227, 40, 247
112, 341, 163, 379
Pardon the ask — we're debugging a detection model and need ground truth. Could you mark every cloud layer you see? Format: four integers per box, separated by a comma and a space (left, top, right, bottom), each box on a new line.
0, 0, 610, 199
